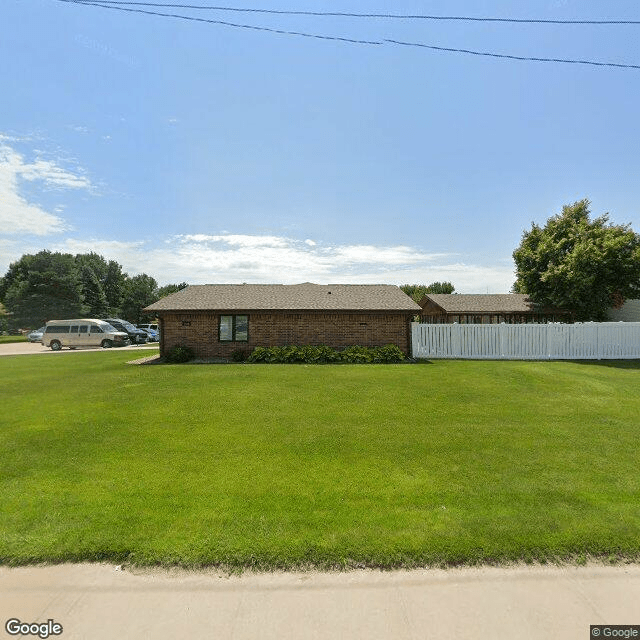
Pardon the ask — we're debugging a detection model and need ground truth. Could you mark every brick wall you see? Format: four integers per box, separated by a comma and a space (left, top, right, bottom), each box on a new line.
158, 311, 412, 359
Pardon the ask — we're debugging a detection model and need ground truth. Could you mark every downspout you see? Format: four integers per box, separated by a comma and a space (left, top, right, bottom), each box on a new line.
158, 315, 165, 358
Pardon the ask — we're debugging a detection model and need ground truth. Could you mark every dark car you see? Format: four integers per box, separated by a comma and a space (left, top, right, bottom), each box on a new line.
103, 318, 149, 345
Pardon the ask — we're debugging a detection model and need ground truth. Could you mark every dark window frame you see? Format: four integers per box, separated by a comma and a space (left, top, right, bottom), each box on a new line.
218, 314, 249, 343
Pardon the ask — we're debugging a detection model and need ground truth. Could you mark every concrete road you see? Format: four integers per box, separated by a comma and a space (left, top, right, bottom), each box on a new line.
1, 563, 639, 640
0, 342, 158, 356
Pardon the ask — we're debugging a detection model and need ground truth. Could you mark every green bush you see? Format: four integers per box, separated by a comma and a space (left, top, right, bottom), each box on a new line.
246, 344, 404, 364
339, 345, 374, 363
371, 344, 406, 363
164, 344, 195, 363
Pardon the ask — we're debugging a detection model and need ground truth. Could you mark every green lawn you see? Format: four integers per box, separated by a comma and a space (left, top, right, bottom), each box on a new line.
1, 351, 639, 569
0, 335, 28, 344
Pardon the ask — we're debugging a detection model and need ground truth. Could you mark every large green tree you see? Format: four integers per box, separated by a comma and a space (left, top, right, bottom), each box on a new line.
513, 199, 640, 321
3, 251, 86, 328
75, 253, 126, 316
103, 260, 127, 316
120, 273, 159, 324
78, 264, 109, 317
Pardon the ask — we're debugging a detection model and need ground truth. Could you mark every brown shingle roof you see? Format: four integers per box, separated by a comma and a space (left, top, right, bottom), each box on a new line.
145, 283, 421, 312
421, 294, 537, 313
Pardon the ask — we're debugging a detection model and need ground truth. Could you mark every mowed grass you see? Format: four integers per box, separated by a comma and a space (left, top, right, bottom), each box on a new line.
1, 351, 640, 569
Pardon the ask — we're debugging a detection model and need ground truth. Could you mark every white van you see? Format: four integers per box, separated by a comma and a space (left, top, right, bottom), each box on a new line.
42, 319, 130, 350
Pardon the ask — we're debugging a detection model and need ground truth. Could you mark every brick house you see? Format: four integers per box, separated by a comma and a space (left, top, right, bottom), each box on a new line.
144, 283, 421, 359
419, 294, 571, 324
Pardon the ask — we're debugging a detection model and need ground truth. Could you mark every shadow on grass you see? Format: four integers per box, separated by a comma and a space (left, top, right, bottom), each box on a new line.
569, 359, 640, 370
409, 358, 640, 369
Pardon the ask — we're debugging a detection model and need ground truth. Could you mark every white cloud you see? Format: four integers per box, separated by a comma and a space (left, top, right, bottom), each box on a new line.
18, 158, 91, 190
65, 233, 514, 292
178, 234, 290, 248
0, 231, 515, 294
0, 140, 93, 236
332, 244, 448, 266
53, 238, 144, 256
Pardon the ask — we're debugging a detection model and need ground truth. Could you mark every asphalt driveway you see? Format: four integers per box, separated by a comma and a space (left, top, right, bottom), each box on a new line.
0, 342, 158, 356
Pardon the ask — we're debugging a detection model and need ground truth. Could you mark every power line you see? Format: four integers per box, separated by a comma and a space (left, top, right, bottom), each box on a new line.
57, 0, 382, 44
61, 0, 640, 25
386, 39, 640, 69
56, 0, 640, 70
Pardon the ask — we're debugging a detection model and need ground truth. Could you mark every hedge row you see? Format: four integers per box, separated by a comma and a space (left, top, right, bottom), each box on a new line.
246, 344, 405, 364
163, 343, 406, 364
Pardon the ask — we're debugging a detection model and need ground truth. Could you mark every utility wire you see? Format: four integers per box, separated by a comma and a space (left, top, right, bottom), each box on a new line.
56, 0, 640, 69
386, 39, 640, 69
57, 0, 382, 44
61, 0, 640, 25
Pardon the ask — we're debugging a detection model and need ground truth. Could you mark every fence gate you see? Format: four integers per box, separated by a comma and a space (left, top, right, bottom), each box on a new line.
411, 322, 640, 360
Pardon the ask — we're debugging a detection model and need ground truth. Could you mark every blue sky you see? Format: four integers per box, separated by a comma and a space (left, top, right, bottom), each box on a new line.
2, 0, 639, 292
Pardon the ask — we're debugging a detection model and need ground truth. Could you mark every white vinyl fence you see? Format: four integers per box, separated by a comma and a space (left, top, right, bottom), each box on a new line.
411, 322, 640, 360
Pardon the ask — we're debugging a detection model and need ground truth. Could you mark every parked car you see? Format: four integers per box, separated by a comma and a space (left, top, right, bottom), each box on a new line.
28, 327, 45, 342
139, 327, 159, 342
137, 323, 159, 333
42, 319, 129, 350
103, 318, 149, 344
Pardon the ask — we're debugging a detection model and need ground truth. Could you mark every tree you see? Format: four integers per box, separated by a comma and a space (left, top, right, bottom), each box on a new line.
156, 282, 188, 299
513, 199, 640, 321
0, 301, 8, 333
120, 273, 158, 324
79, 264, 109, 317
400, 282, 455, 302
3, 251, 86, 328
103, 260, 126, 316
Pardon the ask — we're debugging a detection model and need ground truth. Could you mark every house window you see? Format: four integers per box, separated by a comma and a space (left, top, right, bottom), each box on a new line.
219, 315, 249, 342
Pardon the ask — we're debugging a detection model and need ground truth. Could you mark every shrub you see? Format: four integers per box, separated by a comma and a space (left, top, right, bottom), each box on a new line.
246, 344, 404, 364
164, 344, 195, 363
371, 344, 405, 363
247, 346, 278, 363
339, 345, 373, 363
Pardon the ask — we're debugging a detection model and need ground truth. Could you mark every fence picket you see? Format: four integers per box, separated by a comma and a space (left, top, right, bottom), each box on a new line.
411, 322, 640, 360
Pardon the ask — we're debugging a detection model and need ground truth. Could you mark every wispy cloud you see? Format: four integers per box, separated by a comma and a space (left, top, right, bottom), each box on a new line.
66, 125, 90, 134
18, 158, 91, 190
44, 233, 514, 292
0, 139, 93, 236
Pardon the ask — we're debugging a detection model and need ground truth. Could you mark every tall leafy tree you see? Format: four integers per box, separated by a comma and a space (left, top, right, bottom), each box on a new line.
103, 260, 126, 316
75, 252, 109, 281
513, 199, 640, 321
3, 251, 86, 328
400, 282, 455, 302
79, 264, 109, 317
120, 273, 158, 324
